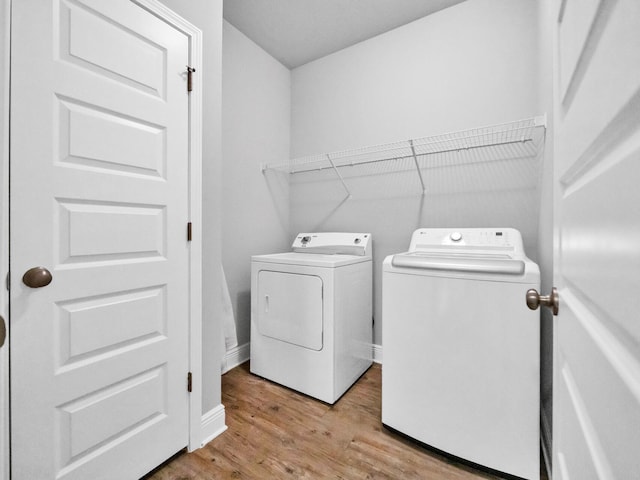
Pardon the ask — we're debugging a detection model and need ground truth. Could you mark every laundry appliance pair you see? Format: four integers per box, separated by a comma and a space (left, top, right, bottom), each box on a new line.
250, 227, 540, 480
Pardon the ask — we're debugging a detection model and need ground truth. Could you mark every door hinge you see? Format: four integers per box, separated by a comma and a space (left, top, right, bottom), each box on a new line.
5, 272, 9, 291
187, 371, 192, 393
186, 66, 196, 93
187, 222, 192, 242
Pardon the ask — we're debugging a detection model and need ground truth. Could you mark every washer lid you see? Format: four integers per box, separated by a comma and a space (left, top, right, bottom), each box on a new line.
385, 228, 539, 282
252, 251, 370, 267
391, 252, 525, 275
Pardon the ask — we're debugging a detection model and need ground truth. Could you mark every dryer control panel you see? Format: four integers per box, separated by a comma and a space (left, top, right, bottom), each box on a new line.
292, 232, 372, 257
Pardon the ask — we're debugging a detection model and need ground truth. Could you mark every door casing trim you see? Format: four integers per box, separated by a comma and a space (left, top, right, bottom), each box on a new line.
131, 0, 204, 453
0, 0, 10, 477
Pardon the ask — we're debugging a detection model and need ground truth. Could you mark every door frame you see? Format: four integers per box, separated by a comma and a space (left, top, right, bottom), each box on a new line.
0, 0, 9, 477
0, 1, 204, 474
132, 0, 204, 453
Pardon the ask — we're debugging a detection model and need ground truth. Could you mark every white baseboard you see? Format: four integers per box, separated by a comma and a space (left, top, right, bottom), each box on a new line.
199, 404, 227, 448
222, 342, 250, 374
541, 404, 552, 479
372, 343, 382, 364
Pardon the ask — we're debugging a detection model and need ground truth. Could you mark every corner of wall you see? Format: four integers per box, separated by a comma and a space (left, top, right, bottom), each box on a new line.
199, 404, 227, 449
221, 22, 291, 355
158, 0, 225, 416
202, 0, 224, 415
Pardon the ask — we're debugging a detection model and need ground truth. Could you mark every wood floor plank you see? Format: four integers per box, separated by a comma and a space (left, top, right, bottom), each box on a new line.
144, 362, 546, 479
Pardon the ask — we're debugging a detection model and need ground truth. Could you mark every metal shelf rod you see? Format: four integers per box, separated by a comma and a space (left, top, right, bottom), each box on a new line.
409, 139, 426, 193
289, 137, 534, 174
285, 127, 536, 171
326, 154, 351, 197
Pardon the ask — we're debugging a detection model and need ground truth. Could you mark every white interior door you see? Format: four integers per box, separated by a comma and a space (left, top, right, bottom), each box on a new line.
10, 1, 192, 478
552, 0, 640, 478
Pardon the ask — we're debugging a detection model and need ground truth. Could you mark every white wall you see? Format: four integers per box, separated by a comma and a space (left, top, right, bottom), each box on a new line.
222, 21, 291, 348
291, 0, 539, 156
158, 0, 224, 414
289, 0, 541, 345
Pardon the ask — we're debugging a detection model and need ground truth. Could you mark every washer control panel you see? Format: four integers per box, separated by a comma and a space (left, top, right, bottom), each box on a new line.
292, 232, 372, 256
408, 228, 524, 255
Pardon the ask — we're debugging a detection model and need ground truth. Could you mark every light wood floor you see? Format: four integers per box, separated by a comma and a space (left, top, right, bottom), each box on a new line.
145, 362, 545, 479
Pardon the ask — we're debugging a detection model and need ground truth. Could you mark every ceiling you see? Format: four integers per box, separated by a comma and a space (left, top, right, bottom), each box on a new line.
223, 0, 466, 69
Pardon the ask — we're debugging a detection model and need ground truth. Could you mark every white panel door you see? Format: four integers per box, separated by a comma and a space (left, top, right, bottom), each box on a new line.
258, 271, 323, 350
552, 0, 640, 478
10, 1, 191, 479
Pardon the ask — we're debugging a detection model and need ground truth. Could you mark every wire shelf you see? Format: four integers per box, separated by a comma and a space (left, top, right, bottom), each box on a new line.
262, 116, 546, 195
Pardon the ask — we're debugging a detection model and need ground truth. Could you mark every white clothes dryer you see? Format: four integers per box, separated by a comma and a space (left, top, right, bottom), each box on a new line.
251, 232, 373, 404
382, 228, 540, 480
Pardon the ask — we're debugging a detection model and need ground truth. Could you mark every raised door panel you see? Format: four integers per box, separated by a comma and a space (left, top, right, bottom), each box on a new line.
55, 287, 166, 369
59, 0, 166, 98
58, 98, 166, 177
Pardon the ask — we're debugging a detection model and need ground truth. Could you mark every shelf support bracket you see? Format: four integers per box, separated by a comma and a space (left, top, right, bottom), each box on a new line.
409, 140, 426, 193
326, 154, 351, 198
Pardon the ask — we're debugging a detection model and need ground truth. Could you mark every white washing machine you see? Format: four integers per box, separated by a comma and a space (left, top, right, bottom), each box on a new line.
251, 232, 373, 404
382, 228, 540, 480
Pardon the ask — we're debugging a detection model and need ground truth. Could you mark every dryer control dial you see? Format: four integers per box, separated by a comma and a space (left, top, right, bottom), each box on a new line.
450, 232, 462, 242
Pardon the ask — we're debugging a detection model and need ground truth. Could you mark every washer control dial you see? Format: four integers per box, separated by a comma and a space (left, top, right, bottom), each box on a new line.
450, 232, 462, 242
